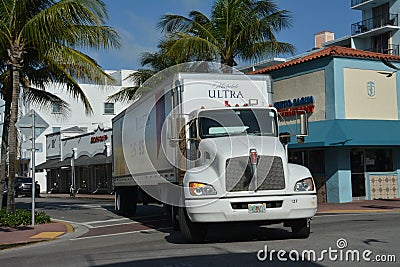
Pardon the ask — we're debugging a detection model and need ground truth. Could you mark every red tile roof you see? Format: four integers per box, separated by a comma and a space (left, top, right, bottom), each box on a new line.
250, 46, 400, 74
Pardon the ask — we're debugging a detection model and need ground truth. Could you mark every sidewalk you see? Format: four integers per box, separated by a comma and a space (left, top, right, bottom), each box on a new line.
41, 192, 115, 200
0, 220, 72, 250
317, 198, 400, 213
1, 196, 399, 250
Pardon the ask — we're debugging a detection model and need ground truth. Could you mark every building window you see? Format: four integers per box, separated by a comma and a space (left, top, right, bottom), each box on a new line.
104, 102, 114, 115
289, 149, 325, 175
52, 102, 61, 113
52, 127, 61, 133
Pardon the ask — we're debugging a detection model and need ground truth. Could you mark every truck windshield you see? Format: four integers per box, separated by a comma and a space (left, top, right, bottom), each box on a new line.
198, 109, 277, 138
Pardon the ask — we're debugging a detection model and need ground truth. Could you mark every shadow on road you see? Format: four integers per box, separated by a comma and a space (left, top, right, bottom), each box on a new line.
95, 251, 322, 267
166, 222, 310, 244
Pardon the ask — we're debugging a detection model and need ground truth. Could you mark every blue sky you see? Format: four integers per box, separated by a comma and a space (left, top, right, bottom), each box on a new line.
91, 0, 361, 70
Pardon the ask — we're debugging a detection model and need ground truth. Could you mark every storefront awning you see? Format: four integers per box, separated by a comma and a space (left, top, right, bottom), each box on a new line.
35, 158, 61, 171
75, 155, 91, 166
58, 157, 72, 168
89, 154, 112, 165
282, 120, 400, 149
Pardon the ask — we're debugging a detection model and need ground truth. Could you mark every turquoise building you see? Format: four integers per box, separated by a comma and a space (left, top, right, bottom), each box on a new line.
252, 46, 400, 203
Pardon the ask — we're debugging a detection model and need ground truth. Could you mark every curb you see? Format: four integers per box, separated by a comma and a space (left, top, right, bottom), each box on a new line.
54, 220, 74, 233
317, 209, 400, 214
0, 240, 47, 250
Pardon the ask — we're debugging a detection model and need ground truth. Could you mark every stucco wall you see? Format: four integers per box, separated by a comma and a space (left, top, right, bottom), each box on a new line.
343, 68, 398, 120
272, 70, 326, 122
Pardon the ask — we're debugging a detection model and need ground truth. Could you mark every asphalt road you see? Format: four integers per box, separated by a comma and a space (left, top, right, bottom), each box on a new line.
0, 197, 399, 267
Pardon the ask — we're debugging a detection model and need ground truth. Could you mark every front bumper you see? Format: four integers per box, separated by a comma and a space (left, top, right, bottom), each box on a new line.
185, 194, 317, 223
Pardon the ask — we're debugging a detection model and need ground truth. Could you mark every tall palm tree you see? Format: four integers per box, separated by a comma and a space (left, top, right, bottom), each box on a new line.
0, 0, 120, 213
0, 69, 70, 210
158, 0, 294, 71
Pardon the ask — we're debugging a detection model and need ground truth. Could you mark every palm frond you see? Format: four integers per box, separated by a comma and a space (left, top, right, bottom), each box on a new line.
22, 87, 70, 119
106, 86, 140, 103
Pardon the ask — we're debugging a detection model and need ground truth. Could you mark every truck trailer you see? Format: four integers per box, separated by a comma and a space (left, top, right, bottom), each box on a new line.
112, 72, 317, 242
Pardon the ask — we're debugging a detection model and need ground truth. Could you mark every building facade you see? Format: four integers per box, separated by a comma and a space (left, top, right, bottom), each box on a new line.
37, 126, 112, 194
251, 46, 400, 203
326, 0, 400, 55
21, 69, 134, 192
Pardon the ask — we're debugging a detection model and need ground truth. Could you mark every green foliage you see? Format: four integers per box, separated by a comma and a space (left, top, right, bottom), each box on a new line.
0, 208, 51, 227
159, 0, 295, 67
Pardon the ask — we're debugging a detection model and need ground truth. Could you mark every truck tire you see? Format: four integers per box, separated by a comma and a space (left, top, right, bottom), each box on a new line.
291, 218, 311, 238
115, 189, 122, 215
125, 186, 138, 217
178, 207, 207, 242
166, 205, 179, 230
115, 187, 138, 217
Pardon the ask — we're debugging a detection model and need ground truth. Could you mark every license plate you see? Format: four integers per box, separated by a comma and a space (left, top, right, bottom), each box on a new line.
248, 203, 266, 214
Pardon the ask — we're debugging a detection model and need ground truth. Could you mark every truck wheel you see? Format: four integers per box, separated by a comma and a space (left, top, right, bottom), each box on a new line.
291, 218, 311, 238
115, 187, 137, 217
166, 205, 179, 231
125, 186, 138, 217
179, 207, 207, 242
115, 190, 122, 215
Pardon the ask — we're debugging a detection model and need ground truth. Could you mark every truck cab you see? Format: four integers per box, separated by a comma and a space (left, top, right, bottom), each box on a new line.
178, 106, 317, 241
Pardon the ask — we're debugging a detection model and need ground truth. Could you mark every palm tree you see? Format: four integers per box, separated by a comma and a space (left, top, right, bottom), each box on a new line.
0, 0, 120, 213
0, 69, 70, 210
158, 0, 294, 71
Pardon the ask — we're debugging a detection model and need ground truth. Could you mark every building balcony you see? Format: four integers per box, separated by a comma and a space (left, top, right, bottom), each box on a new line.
365, 44, 400, 55
351, 0, 389, 10
351, 13, 399, 35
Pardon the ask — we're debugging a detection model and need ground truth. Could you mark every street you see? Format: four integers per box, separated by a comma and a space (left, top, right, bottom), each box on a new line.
0, 197, 398, 266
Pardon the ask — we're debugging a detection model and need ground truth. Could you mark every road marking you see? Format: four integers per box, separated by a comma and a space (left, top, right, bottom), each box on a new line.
30, 232, 64, 239
85, 221, 141, 229
71, 227, 172, 241
83, 218, 131, 225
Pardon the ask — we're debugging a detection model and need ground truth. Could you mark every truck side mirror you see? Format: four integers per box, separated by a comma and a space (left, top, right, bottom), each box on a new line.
279, 132, 291, 145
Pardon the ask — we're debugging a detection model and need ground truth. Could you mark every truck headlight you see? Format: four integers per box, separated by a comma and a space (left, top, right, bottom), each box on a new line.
294, 178, 314, 192
189, 182, 217, 196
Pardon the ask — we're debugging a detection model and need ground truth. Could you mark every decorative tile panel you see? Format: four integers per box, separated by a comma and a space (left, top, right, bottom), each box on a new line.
369, 175, 398, 200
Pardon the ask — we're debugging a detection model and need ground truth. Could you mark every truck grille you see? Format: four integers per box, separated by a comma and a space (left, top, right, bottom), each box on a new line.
225, 156, 285, 192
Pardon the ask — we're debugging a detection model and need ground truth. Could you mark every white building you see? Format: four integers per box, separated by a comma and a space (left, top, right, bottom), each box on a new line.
18, 69, 134, 192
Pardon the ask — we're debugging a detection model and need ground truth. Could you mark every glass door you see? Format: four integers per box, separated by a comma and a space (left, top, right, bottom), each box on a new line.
350, 150, 366, 197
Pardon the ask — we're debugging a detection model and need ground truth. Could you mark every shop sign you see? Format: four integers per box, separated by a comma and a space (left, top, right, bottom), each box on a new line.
91, 134, 108, 144
274, 96, 315, 116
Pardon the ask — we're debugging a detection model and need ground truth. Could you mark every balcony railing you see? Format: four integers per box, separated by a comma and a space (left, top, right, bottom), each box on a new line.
351, 0, 369, 7
366, 44, 400, 55
351, 13, 398, 35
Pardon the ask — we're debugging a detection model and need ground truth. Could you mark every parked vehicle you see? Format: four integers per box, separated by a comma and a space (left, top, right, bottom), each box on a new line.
14, 177, 40, 198
112, 72, 317, 242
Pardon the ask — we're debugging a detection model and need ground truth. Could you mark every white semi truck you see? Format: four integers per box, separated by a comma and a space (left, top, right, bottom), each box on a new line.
112, 72, 317, 242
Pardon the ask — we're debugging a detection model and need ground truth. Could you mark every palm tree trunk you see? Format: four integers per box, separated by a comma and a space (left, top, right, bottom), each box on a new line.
7, 42, 23, 214
0, 92, 11, 210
